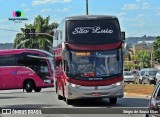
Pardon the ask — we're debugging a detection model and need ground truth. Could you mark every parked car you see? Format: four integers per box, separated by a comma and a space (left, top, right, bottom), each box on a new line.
123, 71, 136, 84
141, 68, 158, 85
133, 71, 143, 84
156, 70, 160, 84
146, 81, 160, 117
131, 70, 139, 75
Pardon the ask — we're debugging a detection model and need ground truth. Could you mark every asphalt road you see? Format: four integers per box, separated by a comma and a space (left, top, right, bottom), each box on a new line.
0, 87, 149, 117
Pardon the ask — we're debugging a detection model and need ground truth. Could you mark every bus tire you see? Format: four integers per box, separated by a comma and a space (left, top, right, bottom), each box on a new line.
66, 98, 73, 105
109, 98, 117, 104
34, 88, 41, 92
57, 82, 64, 100
58, 94, 64, 100
25, 81, 33, 92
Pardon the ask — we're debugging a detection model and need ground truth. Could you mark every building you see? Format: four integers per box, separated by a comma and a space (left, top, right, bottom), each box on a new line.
132, 41, 153, 55
0, 43, 13, 49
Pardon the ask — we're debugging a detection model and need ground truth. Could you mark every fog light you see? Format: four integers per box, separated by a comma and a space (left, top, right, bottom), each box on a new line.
44, 80, 51, 83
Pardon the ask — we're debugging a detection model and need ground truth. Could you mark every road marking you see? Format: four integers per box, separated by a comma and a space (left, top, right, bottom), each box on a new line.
62, 114, 70, 117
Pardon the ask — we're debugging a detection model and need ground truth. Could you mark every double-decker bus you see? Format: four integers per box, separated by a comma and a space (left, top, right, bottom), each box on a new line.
0, 49, 54, 92
53, 15, 125, 104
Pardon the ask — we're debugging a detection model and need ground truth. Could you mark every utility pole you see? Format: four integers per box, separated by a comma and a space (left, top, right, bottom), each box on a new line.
86, 0, 88, 15
151, 49, 153, 68
151, 47, 160, 68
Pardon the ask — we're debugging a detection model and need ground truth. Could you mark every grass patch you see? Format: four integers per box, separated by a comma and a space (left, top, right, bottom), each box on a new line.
124, 84, 155, 95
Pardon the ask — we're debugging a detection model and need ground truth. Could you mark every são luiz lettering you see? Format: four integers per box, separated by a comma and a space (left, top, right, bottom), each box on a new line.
72, 26, 113, 34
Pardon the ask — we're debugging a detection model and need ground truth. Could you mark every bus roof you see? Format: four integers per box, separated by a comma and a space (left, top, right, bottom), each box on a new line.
65, 15, 118, 21
0, 49, 53, 57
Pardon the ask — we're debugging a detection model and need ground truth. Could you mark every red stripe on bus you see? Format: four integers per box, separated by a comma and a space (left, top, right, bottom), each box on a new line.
66, 42, 122, 50
66, 76, 123, 86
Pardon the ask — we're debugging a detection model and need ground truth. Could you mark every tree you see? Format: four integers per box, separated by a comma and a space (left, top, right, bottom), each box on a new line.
14, 15, 58, 52
131, 54, 139, 69
124, 62, 135, 71
137, 50, 151, 68
152, 36, 160, 63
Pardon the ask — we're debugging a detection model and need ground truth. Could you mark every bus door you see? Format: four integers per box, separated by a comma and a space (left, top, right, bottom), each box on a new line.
0, 55, 16, 89
55, 59, 64, 93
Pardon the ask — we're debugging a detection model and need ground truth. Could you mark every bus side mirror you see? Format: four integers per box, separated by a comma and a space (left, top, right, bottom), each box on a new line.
121, 31, 125, 41
54, 31, 58, 40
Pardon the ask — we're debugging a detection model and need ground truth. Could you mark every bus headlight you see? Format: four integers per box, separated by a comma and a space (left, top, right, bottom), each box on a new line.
44, 80, 51, 84
68, 82, 80, 88
112, 82, 121, 86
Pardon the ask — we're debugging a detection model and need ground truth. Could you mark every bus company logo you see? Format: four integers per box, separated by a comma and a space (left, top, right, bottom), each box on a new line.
8, 11, 28, 23
13, 11, 24, 17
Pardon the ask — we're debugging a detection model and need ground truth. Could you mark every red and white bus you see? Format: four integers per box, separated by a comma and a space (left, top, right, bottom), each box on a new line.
53, 15, 125, 104
0, 49, 54, 92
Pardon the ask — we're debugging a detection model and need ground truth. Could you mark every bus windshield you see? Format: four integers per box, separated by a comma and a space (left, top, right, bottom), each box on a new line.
66, 19, 121, 45
68, 49, 122, 77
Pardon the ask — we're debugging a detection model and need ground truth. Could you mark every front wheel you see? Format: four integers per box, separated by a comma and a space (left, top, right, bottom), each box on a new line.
25, 81, 33, 92
109, 98, 117, 104
34, 88, 41, 92
66, 98, 73, 105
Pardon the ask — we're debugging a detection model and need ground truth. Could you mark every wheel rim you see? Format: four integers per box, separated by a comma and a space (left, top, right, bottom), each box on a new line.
26, 83, 30, 89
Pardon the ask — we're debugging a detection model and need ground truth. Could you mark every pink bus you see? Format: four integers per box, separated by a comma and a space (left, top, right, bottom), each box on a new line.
0, 49, 54, 92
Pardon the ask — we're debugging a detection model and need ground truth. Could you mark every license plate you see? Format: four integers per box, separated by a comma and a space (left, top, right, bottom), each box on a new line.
92, 92, 101, 96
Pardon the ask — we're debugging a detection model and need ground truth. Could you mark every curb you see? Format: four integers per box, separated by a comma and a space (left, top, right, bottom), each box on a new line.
124, 92, 151, 98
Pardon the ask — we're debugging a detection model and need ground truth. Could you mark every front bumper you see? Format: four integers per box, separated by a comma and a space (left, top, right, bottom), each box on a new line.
66, 81, 124, 99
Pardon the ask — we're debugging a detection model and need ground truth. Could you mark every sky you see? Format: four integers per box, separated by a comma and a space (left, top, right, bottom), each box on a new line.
0, 0, 160, 43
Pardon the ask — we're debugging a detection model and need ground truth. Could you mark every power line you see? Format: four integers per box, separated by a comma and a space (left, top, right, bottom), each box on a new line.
0, 28, 20, 32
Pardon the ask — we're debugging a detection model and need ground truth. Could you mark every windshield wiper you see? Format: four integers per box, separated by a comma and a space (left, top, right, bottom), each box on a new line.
68, 72, 83, 77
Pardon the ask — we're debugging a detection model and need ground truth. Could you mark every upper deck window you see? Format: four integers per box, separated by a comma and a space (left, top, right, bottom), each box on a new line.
66, 19, 121, 45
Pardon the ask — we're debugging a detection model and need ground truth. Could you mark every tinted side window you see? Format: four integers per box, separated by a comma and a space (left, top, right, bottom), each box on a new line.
0, 54, 16, 66
16, 52, 43, 66
17, 52, 50, 79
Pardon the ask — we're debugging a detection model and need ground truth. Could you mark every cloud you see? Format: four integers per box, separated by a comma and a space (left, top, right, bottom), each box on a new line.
57, 7, 69, 12
41, 9, 51, 12
122, 4, 138, 10
21, 4, 26, 7
0, 19, 8, 23
137, 14, 144, 17
118, 13, 126, 17
32, 0, 72, 6
24, 8, 31, 12
63, 0, 71, 2
141, 2, 149, 9
156, 13, 160, 16
136, 0, 145, 2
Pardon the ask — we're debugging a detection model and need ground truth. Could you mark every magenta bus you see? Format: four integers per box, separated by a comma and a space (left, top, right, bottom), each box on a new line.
53, 15, 125, 104
0, 49, 54, 92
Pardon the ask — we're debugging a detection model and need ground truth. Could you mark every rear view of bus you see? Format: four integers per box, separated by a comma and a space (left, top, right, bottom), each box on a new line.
53, 15, 124, 105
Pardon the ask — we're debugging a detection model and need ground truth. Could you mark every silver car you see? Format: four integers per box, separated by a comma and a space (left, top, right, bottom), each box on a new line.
123, 71, 135, 83
134, 71, 143, 84
141, 68, 158, 85
146, 81, 160, 117
156, 70, 160, 84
